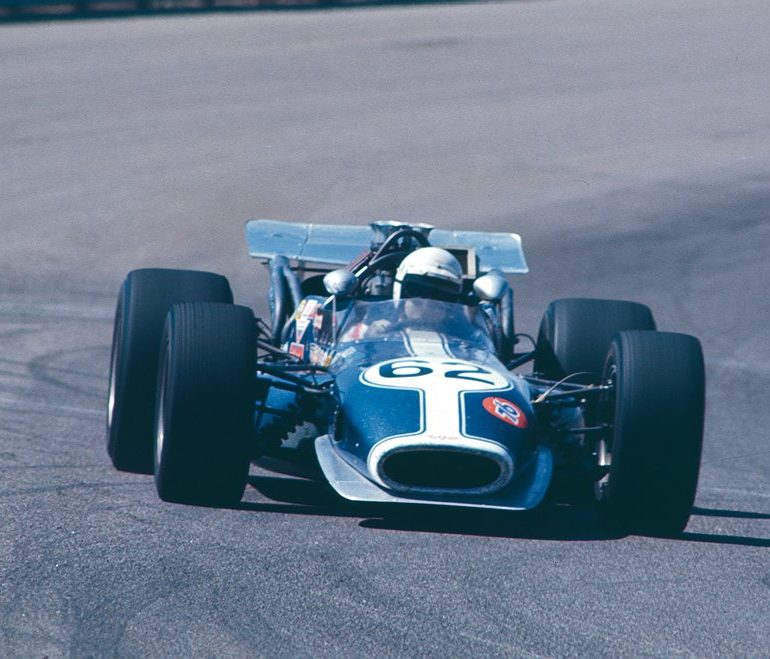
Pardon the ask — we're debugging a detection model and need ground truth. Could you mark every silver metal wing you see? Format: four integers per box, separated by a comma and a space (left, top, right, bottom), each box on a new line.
245, 219, 529, 274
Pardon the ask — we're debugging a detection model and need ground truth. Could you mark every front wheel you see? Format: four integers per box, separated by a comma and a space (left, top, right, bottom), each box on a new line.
154, 302, 256, 506
596, 330, 705, 535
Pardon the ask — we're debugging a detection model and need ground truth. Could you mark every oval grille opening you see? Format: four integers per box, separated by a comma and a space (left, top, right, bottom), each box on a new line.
382, 450, 501, 490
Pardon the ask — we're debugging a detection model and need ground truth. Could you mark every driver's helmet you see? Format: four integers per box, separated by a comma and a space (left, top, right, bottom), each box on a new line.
393, 247, 463, 302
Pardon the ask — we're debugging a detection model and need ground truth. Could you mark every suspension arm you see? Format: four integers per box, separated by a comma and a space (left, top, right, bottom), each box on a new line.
531, 384, 612, 404
255, 362, 333, 396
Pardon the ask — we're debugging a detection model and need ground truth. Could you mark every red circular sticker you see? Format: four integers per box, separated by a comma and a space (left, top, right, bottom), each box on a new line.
482, 397, 528, 429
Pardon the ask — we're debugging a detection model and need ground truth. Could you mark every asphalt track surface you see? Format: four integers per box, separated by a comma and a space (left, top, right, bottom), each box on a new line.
2, 0, 770, 655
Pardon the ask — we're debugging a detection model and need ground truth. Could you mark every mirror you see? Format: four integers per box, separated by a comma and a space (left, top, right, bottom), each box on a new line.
323, 269, 357, 297
473, 270, 509, 302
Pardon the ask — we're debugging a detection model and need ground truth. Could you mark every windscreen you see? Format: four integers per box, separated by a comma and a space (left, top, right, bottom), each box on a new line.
337, 299, 495, 351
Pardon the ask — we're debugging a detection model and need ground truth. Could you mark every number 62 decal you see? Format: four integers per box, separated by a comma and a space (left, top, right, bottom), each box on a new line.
367, 358, 509, 390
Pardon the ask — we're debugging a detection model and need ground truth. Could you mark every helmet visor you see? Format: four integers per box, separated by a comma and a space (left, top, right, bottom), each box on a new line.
399, 274, 460, 302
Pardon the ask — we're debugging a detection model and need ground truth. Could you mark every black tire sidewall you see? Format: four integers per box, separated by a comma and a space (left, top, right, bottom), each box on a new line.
534, 298, 656, 383
106, 269, 233, 473
154, 302, 256, 506
601, 330, 705, 535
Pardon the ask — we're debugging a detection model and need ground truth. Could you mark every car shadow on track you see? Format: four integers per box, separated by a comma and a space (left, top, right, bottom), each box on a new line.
691, 506, 770, 520
676, 532, 770, 548
243, 473, 623, 541
369, 505, 770, 546
238, 474, 363, 518
678, 506, 770, 548
358, 504, 624, 541
241, 474, 770, 546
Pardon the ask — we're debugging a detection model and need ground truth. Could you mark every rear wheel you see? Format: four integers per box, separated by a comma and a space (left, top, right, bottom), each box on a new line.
597, 330, 705, 535
534, 298, 656, 383
107, 269, 232, 473
154, 302, 256, 506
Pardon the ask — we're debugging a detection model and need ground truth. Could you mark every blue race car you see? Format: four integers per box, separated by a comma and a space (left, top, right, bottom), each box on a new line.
107, 220, 705, 535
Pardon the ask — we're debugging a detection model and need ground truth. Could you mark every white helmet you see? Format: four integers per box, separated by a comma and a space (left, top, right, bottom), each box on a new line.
393, 247, 464, 302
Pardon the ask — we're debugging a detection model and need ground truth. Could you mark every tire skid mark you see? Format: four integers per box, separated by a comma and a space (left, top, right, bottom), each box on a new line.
0, 368, 32, 381
0, 422, 90, 446
0, 395, 102, 419
0, 308, 109, 408
28, 345, 109, 398
700, 450, 770, 468
29, 360, 105, 380
0, 357, 32, 376
0, 301, 113, 321
0, 463, 104, 471
0, 481, 142, 498
713, 357, 770, 377
0, 323, 46, 340
0, 624, 66, 653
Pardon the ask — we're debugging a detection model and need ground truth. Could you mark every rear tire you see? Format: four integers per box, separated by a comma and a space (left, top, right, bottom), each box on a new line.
154, 302, 256, 506
534, 298, 656, 383
106, 269, 233, 473
597, 331, 705, 535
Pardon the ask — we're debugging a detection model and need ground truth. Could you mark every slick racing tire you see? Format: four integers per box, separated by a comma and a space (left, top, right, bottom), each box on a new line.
534, 298, 656, 383
106, 269, 233, 473
154, 302, 255, 506
597, 330, 705, 536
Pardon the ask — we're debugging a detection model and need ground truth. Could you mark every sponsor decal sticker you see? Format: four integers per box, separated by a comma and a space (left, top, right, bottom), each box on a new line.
309, 344, 334, 368
313, 307, 324, 330
295, 299, 320, 342
289, 342, 305, 360
482, 396, 527, 429
292, 300, 307, 320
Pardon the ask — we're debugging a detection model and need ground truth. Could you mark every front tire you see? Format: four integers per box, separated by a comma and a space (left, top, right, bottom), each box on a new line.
597, 330, 705, 535
107, 269, 233, 473
154, 302, 256, 506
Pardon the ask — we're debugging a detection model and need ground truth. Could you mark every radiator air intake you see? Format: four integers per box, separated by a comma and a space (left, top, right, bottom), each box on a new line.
368, 437, 515, 496
382, 450, 501, 489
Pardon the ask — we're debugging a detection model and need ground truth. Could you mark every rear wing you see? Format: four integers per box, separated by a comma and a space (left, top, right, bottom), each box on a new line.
245, 220, 529, 274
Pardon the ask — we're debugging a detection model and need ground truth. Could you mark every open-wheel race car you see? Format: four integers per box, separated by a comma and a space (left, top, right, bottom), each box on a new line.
107, 220, 705, 535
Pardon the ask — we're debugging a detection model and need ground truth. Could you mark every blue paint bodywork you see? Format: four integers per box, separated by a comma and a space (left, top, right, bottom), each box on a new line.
282, 299, 553, 510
